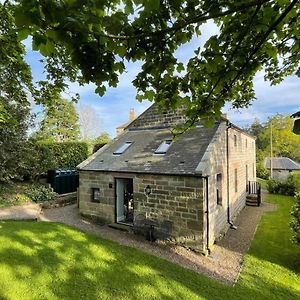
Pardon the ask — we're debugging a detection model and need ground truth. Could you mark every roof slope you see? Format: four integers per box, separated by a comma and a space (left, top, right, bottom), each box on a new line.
79, 125, 219, 175
265, 157, 300, 170
126, 104, 187, 130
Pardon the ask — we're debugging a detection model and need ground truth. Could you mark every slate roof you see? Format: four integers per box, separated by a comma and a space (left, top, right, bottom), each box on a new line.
78, 125, 219, 175
265, 157, 300, 170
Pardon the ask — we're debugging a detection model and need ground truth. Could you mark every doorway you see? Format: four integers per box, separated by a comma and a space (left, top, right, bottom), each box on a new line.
115, 178, 134, 225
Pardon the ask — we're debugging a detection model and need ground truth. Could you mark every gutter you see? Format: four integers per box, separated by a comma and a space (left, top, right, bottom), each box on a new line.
203, 175, 211, 255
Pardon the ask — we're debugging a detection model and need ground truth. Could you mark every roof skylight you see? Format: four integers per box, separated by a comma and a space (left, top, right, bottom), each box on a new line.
113, 142, 133, 155
155, 140, 172, 154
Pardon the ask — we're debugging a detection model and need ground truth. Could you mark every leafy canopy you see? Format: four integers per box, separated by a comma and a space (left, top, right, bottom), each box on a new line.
35, 97, 80, 142
9, 0, 300, 129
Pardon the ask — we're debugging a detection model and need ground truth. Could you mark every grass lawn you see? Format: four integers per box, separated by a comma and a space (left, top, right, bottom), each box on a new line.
257, 177, 268, 190
0, 194, 299, 299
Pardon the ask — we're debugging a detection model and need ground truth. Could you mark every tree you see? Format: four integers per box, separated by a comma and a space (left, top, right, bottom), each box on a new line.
0, 3, 33, 181
259, 114, 300, 162
35, 97, 80, 142
244, 118, 266, 150
92, 133, 111, 153
78, 103, 102, 140
10, 0, 300, 130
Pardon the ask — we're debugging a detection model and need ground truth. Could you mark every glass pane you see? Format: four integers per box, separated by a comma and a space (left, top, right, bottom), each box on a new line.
113, 142, 132, 155
155, 140, 172, 154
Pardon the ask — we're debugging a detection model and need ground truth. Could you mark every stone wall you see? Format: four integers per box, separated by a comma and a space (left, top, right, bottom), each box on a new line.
134, 174, 204, 251
128, 104, 187, 130
78, 171, 205, 251
196, 122, 256, 246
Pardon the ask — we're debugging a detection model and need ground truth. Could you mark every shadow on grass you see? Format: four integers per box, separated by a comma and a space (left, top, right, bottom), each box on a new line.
247, 194, 300, 273
0, 221, 299, 299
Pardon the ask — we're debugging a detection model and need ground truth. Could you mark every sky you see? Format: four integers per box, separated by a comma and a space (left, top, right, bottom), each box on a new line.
23, 21, 300, 138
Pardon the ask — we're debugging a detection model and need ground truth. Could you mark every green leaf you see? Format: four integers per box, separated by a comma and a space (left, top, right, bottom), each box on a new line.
17, 28, 31, 41
14, 8, 33, 27
176, 63, 184, 73
95, 86, 106, 96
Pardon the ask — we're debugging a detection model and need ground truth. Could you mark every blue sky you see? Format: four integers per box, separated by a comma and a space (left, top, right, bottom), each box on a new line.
23, 22, 300, 138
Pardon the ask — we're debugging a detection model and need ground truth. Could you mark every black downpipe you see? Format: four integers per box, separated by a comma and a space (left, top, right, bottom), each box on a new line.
226, 122, 231, 223
203, 176, 210, 254
226, 122, 237, 230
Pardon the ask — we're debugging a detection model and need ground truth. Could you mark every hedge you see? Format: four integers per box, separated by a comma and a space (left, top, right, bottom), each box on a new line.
267, 172, 300, 196
21, 141, 88, 180
39, 141, 88, 169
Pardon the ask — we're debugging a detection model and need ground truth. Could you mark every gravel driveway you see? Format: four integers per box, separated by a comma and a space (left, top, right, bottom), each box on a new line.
39, 200, 276, 284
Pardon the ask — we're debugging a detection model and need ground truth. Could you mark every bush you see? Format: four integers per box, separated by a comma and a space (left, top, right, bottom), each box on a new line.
25, 184, 58, 203
288, 172, 300, 193
267, 179, 295, 196
291, 192, 300, 244
20, 141, 88, 180
256, 163, 269, 180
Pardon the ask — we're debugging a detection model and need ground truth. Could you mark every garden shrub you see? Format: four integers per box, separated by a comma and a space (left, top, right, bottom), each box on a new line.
256, 162, 269, 180
267, 179, 295, 196
288, 172, 300, 193
21, 141, 88, 180
25, 184, 58, 203
291, 192, 300, 244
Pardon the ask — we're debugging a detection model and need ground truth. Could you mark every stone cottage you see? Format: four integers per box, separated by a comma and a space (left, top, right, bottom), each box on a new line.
265, 157, 300, 181
77, 104, 256, 253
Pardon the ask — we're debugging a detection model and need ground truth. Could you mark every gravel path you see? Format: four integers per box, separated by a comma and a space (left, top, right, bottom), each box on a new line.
38, 199, 276, 284
0, 203, 41, 220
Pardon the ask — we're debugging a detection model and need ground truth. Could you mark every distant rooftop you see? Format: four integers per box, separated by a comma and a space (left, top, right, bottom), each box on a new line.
265, 157, 300, 170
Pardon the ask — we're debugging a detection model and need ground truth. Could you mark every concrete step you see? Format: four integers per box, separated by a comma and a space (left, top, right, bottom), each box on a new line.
246, 202, 259, 206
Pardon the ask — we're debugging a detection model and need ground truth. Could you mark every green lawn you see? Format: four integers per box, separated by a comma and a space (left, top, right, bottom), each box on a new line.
257, 177, 268, 190
0, 194, 299, 300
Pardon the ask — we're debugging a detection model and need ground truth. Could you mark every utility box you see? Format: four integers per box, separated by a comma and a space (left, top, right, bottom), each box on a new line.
47, 169, 79, 194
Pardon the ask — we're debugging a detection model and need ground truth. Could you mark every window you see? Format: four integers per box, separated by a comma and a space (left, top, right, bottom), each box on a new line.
245, 138, 248, 148
234, 168, 238, 193
113, 142, 132, 155
155, 140, 172, 154
234, 135, 237, 147
91, 188, 100, 203
216, 173, 222, 205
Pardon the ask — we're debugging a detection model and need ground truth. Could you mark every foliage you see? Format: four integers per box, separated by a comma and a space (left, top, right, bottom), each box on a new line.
267, 176, 297, 196
256, 162, 269, 180
92, 132, 111, 153
0, 181, 56, 208
291, 192, 300, 245
0, 3, 33, 182
0, 182, 30, 208
256, 178, 268, 190
246, 115, 300, 177
35, 96, 80, 142
288, 172, 300, 193
25, 184, 57, 203
21, 141, 88, 179
6, 0, 299, 130
258, 114, 300, 162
